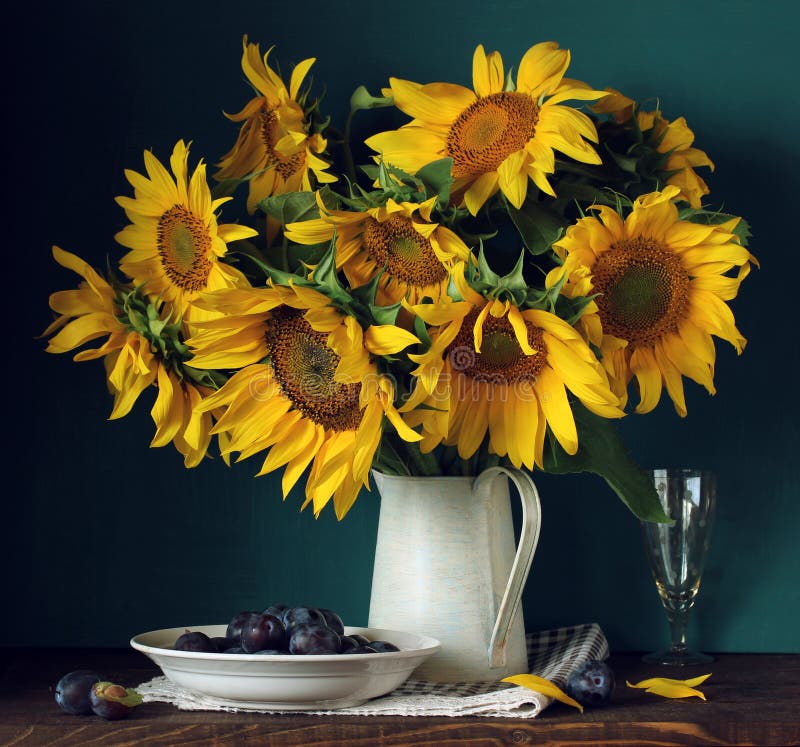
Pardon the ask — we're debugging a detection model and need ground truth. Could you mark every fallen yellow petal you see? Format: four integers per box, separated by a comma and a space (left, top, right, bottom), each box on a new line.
626, 674, 711, 700
502, 674, 584, 713
628, 674, 712, 689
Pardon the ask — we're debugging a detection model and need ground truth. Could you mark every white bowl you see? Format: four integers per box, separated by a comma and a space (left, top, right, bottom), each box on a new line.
130, 624, 440, 710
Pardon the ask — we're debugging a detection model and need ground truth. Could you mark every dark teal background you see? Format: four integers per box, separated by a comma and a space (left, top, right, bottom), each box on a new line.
5, 0, 797, 653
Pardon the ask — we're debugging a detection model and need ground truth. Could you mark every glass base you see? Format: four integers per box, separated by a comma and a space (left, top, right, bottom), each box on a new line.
642, 648, 715, 666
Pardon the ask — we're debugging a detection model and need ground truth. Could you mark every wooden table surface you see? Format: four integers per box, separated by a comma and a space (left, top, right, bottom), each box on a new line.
1, 648, 798, 746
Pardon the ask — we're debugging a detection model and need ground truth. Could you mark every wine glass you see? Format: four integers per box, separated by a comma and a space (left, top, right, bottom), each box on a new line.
641, 468, 716, 665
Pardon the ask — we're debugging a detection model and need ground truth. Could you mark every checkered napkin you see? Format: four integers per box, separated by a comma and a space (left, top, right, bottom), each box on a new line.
136, 623, 609, 718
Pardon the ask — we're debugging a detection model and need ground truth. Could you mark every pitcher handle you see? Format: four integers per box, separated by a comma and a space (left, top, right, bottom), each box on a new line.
474, 466, 542, 669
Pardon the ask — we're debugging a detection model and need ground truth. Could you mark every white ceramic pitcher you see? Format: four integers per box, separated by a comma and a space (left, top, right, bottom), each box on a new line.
368, 467, 542, 682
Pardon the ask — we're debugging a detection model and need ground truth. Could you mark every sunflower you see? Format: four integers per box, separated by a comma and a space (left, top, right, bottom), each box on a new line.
548, 186, 756, 416
365, 42, 606, 216
43, 247, 215, 467
284, 194, 472, 304
594, 89, 715, 208
187, 283, 421, 518
115, 140, 258, 320
215, 37, 336, 215
400, 263, 623, 470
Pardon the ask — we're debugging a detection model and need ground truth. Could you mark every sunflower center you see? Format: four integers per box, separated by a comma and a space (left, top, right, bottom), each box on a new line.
266, 308, 362, 431
362, 216, 448, 288
259, 106, 305, 180
446, 309, 546, 384
156, 205, 213, 291
446, 92, 539, 179
592, 237, 690, 348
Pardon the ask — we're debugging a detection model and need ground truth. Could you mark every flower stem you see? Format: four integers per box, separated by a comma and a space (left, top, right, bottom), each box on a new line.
342, 112, 357, 185
280, 234, 289, 273
404, 441, 442, 476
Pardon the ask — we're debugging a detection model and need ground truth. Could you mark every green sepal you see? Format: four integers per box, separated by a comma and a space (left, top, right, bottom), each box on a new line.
458, 249, 531, 306
413, 313, 432, 350
182, 365, 228, 390
542, 402, 672, 523
377, 159, 414, 192
235, 249, 314, 288
523, 269, 594, 324
350, 271, 403, 326
475, 243, 501, 288
350, 85, 394, 113
310, 241, 352, 305
605, 147, 641, 175
347, 278, 402, 328
368, 302, 402, 326
494, 251, 529, 305
504, 67, 516, 92
348, 270, 382, 306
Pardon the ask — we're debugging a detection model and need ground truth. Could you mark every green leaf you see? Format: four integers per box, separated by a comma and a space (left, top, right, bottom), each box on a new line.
415, 158, 454, 206
542, 402, 671, 523
258, 191, 320, 225
211, 177, 246, 200
553, 292, 598, 326
506, 200, 567, 255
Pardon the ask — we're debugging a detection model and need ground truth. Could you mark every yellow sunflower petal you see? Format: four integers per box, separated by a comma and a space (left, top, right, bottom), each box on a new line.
626, 674, 711, 700
472, 44, 505, 97
535, 365, 578, 455
150, 365, 179, 447
456, 394, 489, 459
507, 305, 535, 355
497, 151, 529, 209
516, 42, 570, 97
289, 57, 315, 100
389, 77, 476, 124
630, 347, 663, 414
364, 325, 420, 355
464, 171, 500, 215
281, 426, 326, 496
366, 127, 447, 174
502, 674, 584, 713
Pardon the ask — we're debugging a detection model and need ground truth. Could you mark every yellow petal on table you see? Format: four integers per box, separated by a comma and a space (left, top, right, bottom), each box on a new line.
626, 674, 712, 700
501, 674, 584, 713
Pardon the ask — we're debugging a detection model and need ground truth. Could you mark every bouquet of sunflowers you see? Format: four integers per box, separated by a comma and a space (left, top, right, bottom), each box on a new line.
42, 39, 755, 522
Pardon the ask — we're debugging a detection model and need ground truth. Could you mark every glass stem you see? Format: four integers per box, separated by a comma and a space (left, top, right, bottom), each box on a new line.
666, 609, 689, 652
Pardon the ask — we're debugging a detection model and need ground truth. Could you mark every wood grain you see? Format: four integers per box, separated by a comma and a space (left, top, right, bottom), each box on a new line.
1, 650, 798, 746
